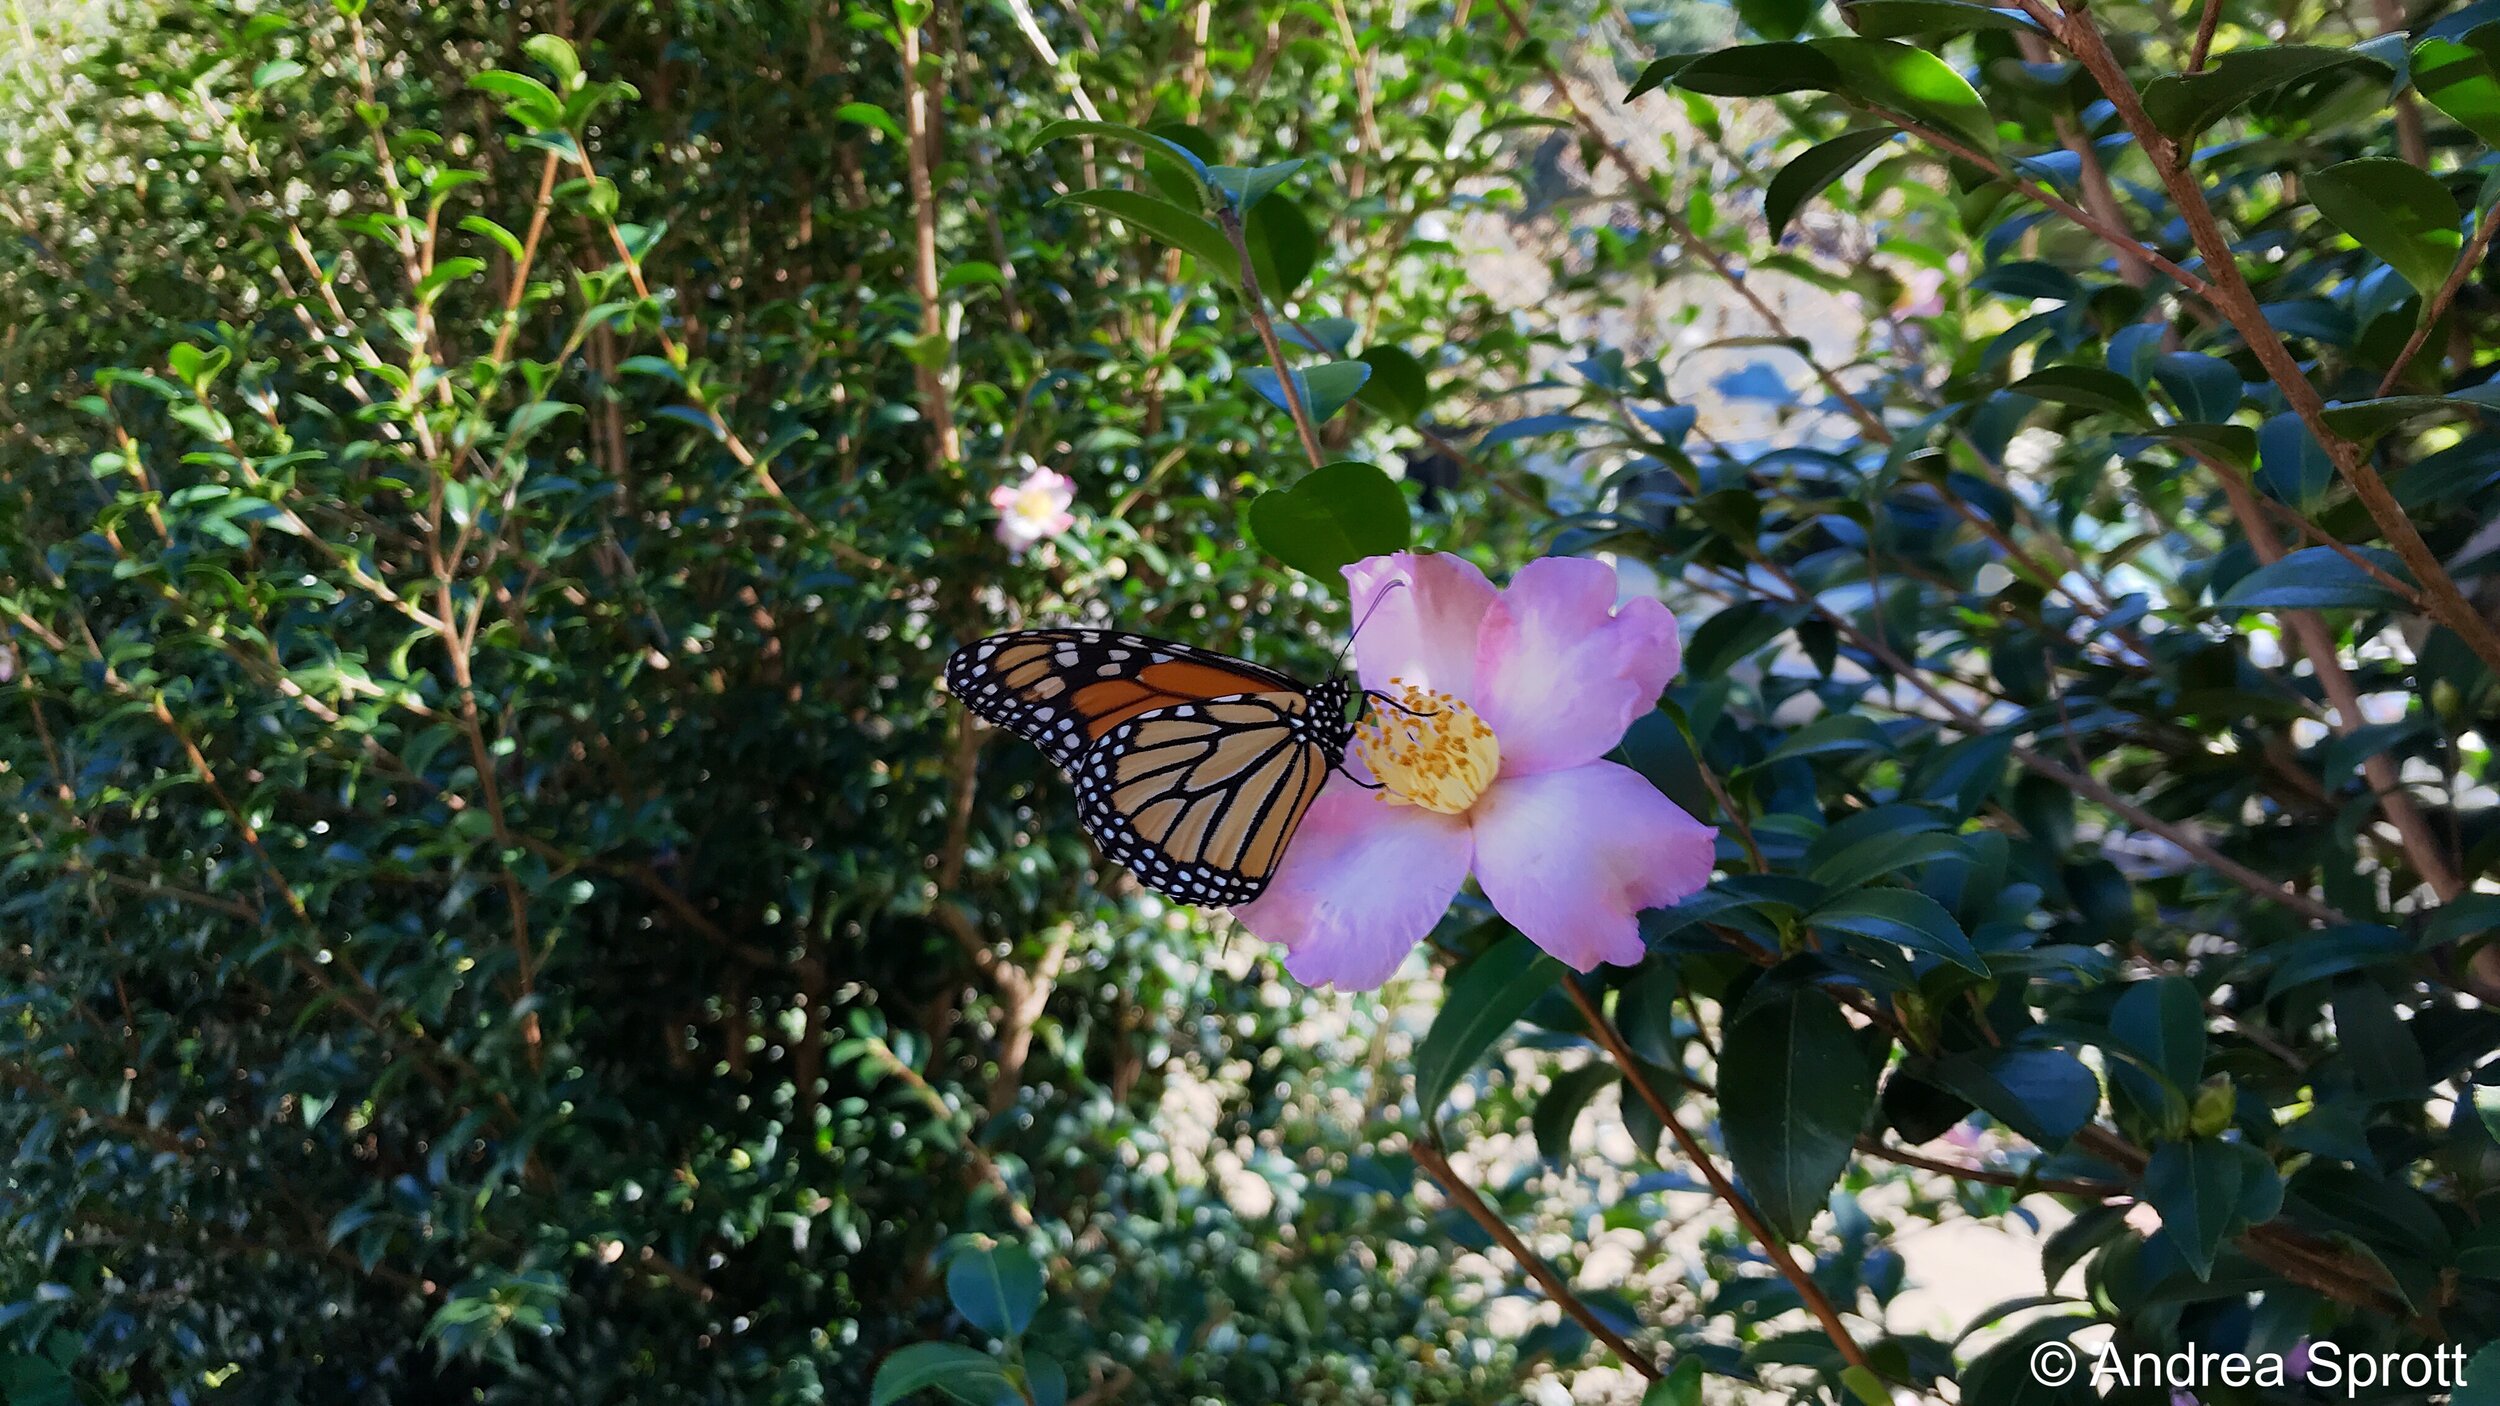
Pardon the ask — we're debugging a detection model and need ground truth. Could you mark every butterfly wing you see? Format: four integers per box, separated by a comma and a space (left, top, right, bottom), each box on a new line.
945, 629, 1301, 772
1070, 693, 1328, 906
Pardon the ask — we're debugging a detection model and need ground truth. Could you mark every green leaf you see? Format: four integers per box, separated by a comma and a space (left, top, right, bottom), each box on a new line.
413, 256, 486, 302
2151, 353, 2242, 422
2456, 1343, 2500, 1406
1534, 1062, 1618, 1161
1627, 53, 1705, 100
1841, 1366, 1892, 1406
1249, 459, 1409, 580
1766, 128, 1897, 238
458, 214, 527, 262
2110, 977, 2206, 1090
833, 101, 906, 142
1811, 889, 1986, 973
472, 70, 564, 129
1738, 0, 1820, 42
2141, 44, 2397, 137
2217, 546, 2412, 612
1354, 345, 1432, 423
870, 1342, 1015, 1405
2007, 365, 2151, 421
522, 34, 582, 87
1208, 158, 1304, 213
2308, 157, 2465, 297
1243, 361, 1373, 425
1762, 713, 1894, 766
253, 57, 307, 89
1931, 1048, 2098, 1146
1839, 0, 2039, 37
1720, 990, 1877, 1241
1810, 37, 2000, 153
1245, 194, 1318, 300
1412, 932, 1562, 1119
1642, 1357, 1705, 1406
1033, 119, 1216, 205
2316, 380, 2500, 441
1672, 43, 1844, 97
2414, 31, 2500, 147
2141, 1138, 2282, 1279
2257, 412, 2335, 504
945, 1243, 1042, 1339
1053, 189, 1236, 283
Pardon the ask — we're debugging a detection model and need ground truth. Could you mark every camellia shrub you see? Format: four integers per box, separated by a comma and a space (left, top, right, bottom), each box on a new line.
11, 0, 2500, 1402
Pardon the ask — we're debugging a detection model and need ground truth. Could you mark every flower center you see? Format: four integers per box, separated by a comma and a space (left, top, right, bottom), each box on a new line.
1355, 679, 1499, 816
1011, 488, 1058, 521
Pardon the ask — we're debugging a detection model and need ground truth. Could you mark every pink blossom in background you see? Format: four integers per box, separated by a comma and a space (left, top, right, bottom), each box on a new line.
1234, 551, 1718, 990
990, 466, 1077, 555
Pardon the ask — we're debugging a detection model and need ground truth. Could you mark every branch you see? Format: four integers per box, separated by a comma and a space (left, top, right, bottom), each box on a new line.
1409, 1139, 1667, 1380
1219, 207, 1327, 470
1561, 977, 1876, 1375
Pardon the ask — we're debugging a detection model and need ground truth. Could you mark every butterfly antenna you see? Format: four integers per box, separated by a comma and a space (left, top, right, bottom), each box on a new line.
1361, 687, 1441, 719
1334, 578, 1409, 670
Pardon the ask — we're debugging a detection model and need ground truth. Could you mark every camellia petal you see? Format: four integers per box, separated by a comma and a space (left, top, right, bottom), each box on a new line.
1472, 556, 1682, 776
1232, 779, 1474, 991
1342, 551, 1497, 702
1467, 761, 1716, 973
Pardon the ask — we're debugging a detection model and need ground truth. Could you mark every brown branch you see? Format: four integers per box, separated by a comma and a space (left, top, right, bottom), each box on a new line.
1858, 1137, 2122, 1198
902, 7, 962, 467
1562, 977, 1875, 1374
1219, 207, 1328, 470
1409, 1139, 1667, 1380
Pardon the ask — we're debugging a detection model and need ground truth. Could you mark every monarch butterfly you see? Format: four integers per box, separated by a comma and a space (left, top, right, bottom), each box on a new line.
944, 628, 1359, 906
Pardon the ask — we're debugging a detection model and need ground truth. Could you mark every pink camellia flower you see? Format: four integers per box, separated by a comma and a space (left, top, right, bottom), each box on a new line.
1234, 552, 1719, 989
990, 466, 1077, 555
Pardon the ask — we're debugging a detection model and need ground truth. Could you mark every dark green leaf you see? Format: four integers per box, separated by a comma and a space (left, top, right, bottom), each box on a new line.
1840, 0, 2038, 36
2141, 1138, 2282, 1279
1720, 990, 1877, 1241
1672, 43, 1845, 97
1931, 1048, 2098, 1146
2216, 546, 2412, 612
2141, 45, 2397, 137
1243, 361, 1373, 425
2308, 156, 2464, 297
1766, 129, 1898, 238
1247, 458, 1408, 578
1412, 933, 1562, 1118
1053, 189, 1236, 281
2007, 365, 2151, 421
1534, 1062, 1618, 1161
1245, 194, 1318, 299
1811, 37, 2000, 152
2151, 353, 2242, 422
1739, 0, 1821, 42
871, 1343, 1015, 1406
945, 1243, 1042, 1339
1811, 888, 1986, 972
1354, 346, 1432, 423
2411, 32, 2500, 148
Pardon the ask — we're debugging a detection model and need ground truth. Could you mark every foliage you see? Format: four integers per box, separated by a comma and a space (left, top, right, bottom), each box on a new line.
0, 0, 1535, 1399
13, 0, 2500, 1400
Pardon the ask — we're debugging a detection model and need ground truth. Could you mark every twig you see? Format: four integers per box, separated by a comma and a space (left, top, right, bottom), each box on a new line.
1219, 207, 1327, 469
1409, 1139, 1667, 1380
1561, 978, 1876, 1375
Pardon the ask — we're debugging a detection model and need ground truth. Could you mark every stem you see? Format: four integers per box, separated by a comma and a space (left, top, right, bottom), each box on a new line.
1219, 207, 1328, 470
902, 7, 961, 467
1561, 977, 1877, 1376
1409, 1139, 1667, 1380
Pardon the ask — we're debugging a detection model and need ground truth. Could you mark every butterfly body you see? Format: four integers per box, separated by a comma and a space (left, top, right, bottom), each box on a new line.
945, 629, 1355, 906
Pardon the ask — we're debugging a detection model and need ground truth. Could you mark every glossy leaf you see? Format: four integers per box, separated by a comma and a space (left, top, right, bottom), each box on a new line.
1766, 128, 1898, 238
2141, 45, 2397, 136
2308, 157, 2464, 298
1413, 933, 1562, 1119
1720, 990, 1877, 1241
1247, 458, 1408, 579
1053, 189, 1236, 282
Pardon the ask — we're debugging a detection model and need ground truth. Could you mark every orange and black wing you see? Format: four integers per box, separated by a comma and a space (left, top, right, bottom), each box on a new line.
945, 629, 1301, 772
1070, 694, 1328, 906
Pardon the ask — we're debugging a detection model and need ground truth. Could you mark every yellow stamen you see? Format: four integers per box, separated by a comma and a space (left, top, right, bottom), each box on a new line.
1356, 678, 1499, 816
